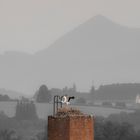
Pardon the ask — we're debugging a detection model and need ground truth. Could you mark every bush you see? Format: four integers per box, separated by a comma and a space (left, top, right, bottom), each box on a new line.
115, 102, 126, 108
102, 101, 112, 107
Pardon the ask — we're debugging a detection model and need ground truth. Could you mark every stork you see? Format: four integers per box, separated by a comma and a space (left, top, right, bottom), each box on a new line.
61, 95, 75, 105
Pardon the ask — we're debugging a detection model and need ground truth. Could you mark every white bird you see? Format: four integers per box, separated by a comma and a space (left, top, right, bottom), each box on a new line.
61, 96, 75, 105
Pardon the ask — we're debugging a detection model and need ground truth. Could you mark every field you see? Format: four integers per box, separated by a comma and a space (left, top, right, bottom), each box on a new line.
0, 101, 134, 119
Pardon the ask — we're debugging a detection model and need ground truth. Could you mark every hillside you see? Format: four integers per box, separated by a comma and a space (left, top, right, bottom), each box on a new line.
0, 15, 140, 94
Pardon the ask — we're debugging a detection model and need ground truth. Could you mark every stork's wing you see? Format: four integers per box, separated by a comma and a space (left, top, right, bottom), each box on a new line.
68, 96, 75, 102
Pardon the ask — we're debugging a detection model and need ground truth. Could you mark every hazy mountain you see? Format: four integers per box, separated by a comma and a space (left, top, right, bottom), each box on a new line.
0, 15, 140, 95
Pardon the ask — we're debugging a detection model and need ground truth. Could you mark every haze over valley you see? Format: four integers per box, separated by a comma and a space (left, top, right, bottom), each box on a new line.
0, 15, 140, 95
1, 1, 140, 140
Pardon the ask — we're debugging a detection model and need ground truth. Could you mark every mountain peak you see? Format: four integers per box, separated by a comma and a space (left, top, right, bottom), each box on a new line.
86, 15, 116, 27
93, 15, 109, 21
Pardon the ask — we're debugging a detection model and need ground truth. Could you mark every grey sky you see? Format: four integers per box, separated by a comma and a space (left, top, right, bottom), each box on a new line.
0, 0, 140, 54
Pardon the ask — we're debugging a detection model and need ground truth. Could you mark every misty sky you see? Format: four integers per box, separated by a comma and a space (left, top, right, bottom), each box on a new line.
0, 0, 140, 54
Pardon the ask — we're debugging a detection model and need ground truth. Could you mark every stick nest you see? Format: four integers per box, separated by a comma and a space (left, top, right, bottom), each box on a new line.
56, 107, 84, 117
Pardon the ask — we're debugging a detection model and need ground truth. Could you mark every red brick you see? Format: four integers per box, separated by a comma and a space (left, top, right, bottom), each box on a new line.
48, 115, 94, 140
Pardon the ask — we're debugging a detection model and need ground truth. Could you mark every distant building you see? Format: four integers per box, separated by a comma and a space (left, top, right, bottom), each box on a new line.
136, 94, 140, 104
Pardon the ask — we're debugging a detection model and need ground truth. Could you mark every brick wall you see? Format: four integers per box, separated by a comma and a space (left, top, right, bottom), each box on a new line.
48, 115, 94, 140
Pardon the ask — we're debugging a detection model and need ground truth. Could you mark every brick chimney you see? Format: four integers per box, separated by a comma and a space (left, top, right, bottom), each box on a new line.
48, 108, 94, 140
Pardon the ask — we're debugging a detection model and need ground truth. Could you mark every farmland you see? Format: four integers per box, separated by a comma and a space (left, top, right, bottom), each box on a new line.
0, 101, 134, 119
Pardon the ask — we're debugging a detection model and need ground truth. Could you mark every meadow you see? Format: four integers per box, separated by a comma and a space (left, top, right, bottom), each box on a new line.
0, 101, 134, 119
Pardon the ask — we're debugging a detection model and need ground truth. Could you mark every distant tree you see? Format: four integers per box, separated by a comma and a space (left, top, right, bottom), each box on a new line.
136, 130, 140, 139
63, 86, 68, 93
43, 125, 47, 140
90, 85, 95, 98
102, 101, 112, 107
0, 129, 21, 140
115, 101, 126, 108
95, 118, 137, 140
72, 83, 77, 92
36, 85, 51, 103
33, 90, 39, 101
0, 111, 8, 120
36, 131, 46, 140
90, 83, 95, 92
0, 94, 10, 101
15, 101, 38, 120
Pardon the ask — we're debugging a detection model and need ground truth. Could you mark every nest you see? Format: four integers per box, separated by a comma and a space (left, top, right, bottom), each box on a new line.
56, 107, 84, 117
